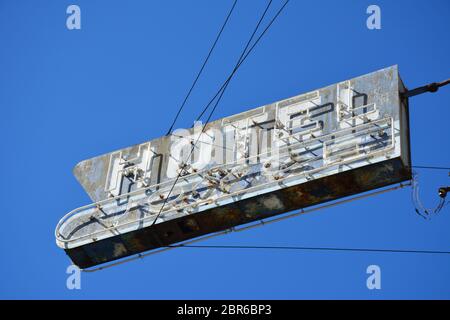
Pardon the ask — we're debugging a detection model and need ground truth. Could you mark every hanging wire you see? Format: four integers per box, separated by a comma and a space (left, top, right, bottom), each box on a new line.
411, 171, 449, 219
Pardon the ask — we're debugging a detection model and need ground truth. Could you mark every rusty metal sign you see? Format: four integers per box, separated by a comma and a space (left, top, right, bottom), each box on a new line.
55, 65, 412, 269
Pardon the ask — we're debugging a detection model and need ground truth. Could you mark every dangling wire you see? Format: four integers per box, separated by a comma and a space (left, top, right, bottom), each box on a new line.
411, 171, 449, 219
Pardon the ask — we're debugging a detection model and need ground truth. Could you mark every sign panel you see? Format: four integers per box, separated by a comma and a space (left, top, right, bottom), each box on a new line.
56, 65, 411, 268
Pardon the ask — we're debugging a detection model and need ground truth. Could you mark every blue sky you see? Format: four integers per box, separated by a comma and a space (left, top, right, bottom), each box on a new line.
0, 0, 449, 299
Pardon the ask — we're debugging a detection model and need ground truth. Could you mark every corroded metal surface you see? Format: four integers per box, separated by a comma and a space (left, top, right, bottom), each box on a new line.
56, 66, 412, 268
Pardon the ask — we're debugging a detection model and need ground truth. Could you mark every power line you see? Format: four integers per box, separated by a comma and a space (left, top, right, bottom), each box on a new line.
197, 0, 276, 128
165, 0, 238, 136
412, 165, 450, 171
84, 243, 450, 272
165, 244, 450, 255
85, 244, 450, 273
194, 0, 289, 123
